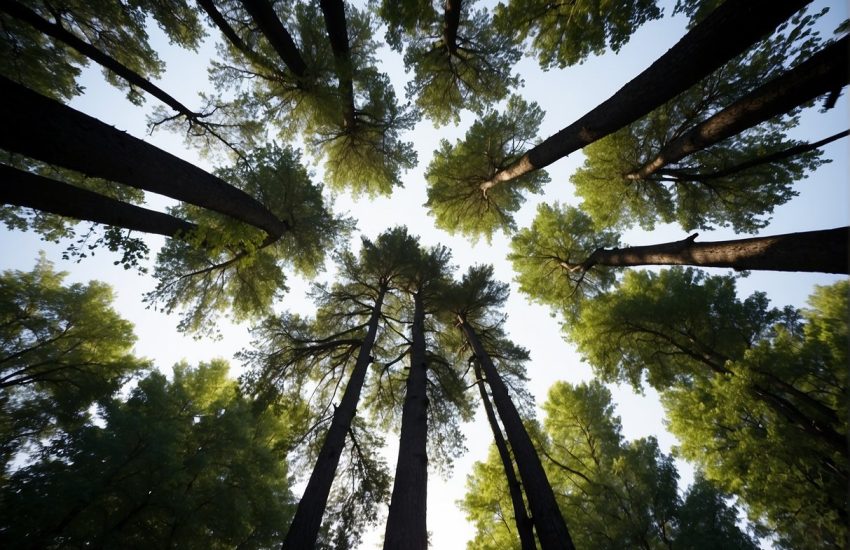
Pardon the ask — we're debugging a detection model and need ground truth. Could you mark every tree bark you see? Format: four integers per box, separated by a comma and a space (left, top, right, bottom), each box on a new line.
443, 0, 461, 55
196, 0, 274, 71
627, 36, 850, 180
566, 227, 849, 275
0, 75, 288, 240
459, 316, 575, 550
0, 164, 197, 237
654, 129, 849, 182
384, 292, 429, 550
473, 361, 536, 550
282, 283, 387, 549
240, 0, 308, 78
479, 0, 814, 192
319, 0, 356, 129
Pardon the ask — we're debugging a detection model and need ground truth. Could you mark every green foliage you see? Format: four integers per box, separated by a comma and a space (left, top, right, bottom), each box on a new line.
145, 144, 351, 334
493, 0, 662, 70
0, 0, 204, 102
0, 256, 148, 472
425, 95, 548, 241
571, 270, 849, 547
0, 360, 297, 548
509, 203, 619, 323
572, 10, 827, 232
461, 380, 757, 549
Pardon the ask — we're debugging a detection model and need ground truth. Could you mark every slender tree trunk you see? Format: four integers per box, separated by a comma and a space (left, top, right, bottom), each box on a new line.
479, 0, 814, 192
1, 164, 196, 237
240, 0, 308, 77
443, 0, 461, 55
384, 292, 429, 550
655, 129, 849, 182
0, 76, 288, 239
459, 316, 575, 550
196, 0, 275, 72
565, 227, 849, 275
472, 361, 536, 550
319, 0, 356, 129
627, 36, 850, 180
282, 284, 388, 549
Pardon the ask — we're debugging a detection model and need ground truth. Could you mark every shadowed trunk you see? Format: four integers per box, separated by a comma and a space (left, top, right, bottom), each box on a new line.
1, 164, 197, 237
479, 0, 814, 192
240, 0, 308, 77
473, 360, 536, 550
459, 316, 575, 550
627, 37, 850, 180
443, 0, 461, 55
197, 0, 273, 70
0, 76, 288, 240
384, 291, 429, 550
564, 227, 849, 274
282, 283, 388, 549
319, 0, 356, 129
654, 129, 849, 182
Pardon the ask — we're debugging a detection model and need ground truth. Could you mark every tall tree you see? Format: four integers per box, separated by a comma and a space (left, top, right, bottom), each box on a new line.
446, 265, 575, 550
383, 243, 455, 550
425, 95, 548, 240
379, 0, 521, 126
475, 0, 814, 196
570, 269, 848, 546
0, 360, 298, 548
0, 257, 148, 473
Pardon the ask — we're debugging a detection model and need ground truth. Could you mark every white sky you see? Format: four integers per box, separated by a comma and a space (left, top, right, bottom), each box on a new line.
1, 1, 848, 548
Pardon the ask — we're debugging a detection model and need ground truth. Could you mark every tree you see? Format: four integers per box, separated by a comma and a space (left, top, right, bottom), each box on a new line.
0, 360, 298, 548
446, 265, 575, 550
425, 95, 548, 241
0, 256, 148, 473
569, 269, 848, 546
493, 0, 662, 70
476, 0, 814, 196
380, 0, 521, 126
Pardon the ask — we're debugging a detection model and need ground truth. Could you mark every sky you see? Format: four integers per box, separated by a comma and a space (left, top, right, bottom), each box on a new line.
1, 1, 848, 548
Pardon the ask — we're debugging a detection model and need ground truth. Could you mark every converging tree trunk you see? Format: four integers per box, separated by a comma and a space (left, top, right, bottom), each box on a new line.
459, 316, 575, 550
1, 164, 196, 238
319, 0, 356, 129
240, 0, 308, 78
626, 36, 850, 180
472, 360, 536, 550
282, 283, 388, 549
563, 227, 849, 275
384, 291, 429, 550
478, 0, 814, 192
0, 76, 288, 240
442, 0, 461, 55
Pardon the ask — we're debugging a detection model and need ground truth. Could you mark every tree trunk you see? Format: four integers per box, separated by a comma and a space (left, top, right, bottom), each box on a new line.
459, 316, 575, 550
196, 0, 275, 71
384, 292, 429, 550
567, 227, 849, 275
282, 284, 388, 549
479, 0, 814, 192
473, 361, 536, 550
0, 75, 288, 240
319, 0, 356, 129
1, 164, 197, 237
240, 0, 308, 78
627, 36, 850, 180
655, 129, 849, 182
443, 0, 461, 55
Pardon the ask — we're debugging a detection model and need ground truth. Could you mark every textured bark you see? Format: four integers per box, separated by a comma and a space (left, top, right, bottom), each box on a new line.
479, 0, 814, 192
1, 0, 200, 120
1, 164, 196, 237
654, 129, 849, 182
0, 76, 288, 239
282, 284, 387, 550
384, 292, 429, 550
473, 361, 536, 550
567, 227, 849, 274
627, 36, 850, 180
443, 0, 461, 55
240, 0, 307, 77
319, 0, 356, 129
460, 317, 575, 550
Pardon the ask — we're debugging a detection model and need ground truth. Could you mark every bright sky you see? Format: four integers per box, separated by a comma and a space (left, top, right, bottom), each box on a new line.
1, 1, 848, 548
